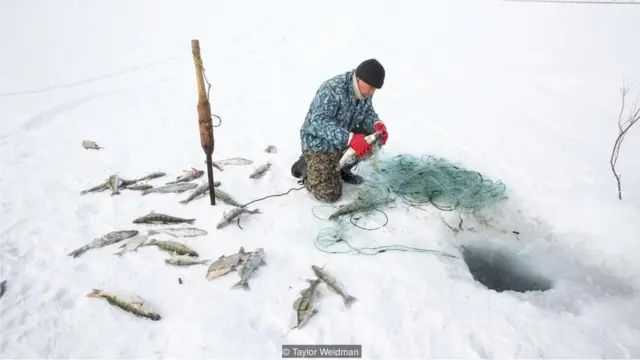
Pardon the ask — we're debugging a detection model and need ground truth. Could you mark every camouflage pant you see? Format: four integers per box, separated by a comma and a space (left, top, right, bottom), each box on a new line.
302, 150, 343, 203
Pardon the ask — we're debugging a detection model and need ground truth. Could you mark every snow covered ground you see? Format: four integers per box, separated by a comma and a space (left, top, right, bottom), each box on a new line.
2, 0, 640, 358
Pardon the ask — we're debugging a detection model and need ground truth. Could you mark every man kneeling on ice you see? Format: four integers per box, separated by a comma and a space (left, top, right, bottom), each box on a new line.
291, 59, 389, 203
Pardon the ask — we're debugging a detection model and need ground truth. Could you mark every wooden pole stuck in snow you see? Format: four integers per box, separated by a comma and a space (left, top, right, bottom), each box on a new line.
191, 39, 216, 206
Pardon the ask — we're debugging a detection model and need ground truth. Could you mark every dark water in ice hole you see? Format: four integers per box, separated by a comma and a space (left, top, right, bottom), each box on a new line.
461, 245, 553, 293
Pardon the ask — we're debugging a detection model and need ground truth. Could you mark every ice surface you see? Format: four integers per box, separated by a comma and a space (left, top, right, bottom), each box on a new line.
1, 0, 639, 358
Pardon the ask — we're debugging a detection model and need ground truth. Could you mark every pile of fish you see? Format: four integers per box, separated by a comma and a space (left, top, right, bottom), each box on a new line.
73, 148, 286, 321
205, 247, 267, 290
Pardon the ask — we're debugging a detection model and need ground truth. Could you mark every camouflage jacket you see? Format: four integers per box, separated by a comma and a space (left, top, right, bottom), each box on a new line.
299, 69, 380, 153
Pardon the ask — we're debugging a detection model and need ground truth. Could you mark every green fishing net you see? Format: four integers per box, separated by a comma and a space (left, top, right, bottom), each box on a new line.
313, 153, 509, 257
367, 154, 508, 213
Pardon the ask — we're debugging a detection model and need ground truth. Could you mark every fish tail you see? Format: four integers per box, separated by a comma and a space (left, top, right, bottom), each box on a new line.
231, 279, 249, 290
86, 289, 103, 298
68, 245, 88, 258
344, 295, 357, 308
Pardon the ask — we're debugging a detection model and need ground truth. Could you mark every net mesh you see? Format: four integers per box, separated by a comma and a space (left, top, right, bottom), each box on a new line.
313, 153, 509, 257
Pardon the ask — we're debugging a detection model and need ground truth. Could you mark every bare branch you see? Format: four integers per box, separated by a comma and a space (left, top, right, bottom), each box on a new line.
611, 79, 640, 200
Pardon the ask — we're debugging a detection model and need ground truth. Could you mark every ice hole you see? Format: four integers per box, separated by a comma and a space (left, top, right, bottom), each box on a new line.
461, 245, 553, 293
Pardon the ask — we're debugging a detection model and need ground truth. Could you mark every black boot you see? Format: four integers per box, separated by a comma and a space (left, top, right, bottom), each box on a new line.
291, 155, 307, 179
341, 162, 364, 185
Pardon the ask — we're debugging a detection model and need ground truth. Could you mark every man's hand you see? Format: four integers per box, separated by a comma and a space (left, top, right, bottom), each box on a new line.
374, 121, 388, 144
349, 133, 373, 158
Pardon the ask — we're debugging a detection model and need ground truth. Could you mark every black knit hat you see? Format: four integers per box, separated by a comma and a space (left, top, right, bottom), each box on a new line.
355, 59, 385, 89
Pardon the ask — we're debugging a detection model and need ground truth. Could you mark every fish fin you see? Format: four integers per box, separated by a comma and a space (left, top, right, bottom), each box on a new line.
261, 258, 267, 266
231, 280, 249, 290
178, 200, 188, 204
186, 219, 196, 224
238, 246, 245, 254
67, 245, 88, 258
344, 295, 357, 308
201, 259, 211, 265
86, 289, 103, 297
113, 250, 124, 256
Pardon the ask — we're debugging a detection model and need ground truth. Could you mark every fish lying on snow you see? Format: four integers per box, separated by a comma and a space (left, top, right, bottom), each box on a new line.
141, 182, 198, 195
311, 265, 357, 307
337, 130, 383, 171
143, 239, 199, 257
68, 230, 139, 258
249, 162, 271, 179
82, 140, 103, 150
327, 187, 393, 220
113, 234, 149, 256
164, 255, 210, 266
147, 227, 208, 238
86, 289, 161, 321
214, 157, 253, 166
133, 171, 166, 182
205, 247, 250, 280
80, 181, 109, 195
166, 168, 204, 185
216, 206, 260, 229
290, 279, 321, 332
125, 183, 153, 191
0, 280, 6, 298
178, 181, 221, 204
213, 188, 243, 207
133, 211, 195, 225
231, 248, 266, 290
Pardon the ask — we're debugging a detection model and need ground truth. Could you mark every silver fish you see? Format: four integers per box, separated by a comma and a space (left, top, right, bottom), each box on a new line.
134, 172, 166, 182
0, 280, 6, 298
265, 145, 277, 153
164, 255, 210, 266
68, 230, 139, 258
231, 248, 266, 290
114, 234, 148, 256
82, 140, 103, 150
249, 162, 271, 179
178, 181, 221, 204
327, 187, 393, 220
216, 206, 260, 230
214, 157, 253, 166
141, 182, 198, 195
214, 188, 243, 207
166, 168, 204, 185
80, 181, 109, 195
143, 239, 199, 257
311, 265, 357, 307
86, 289, 161, 321
147, 227, 208, 238
125, 183, 153, 191
337, 131, 383, 171
205, 247, 250, 280
107, 173, 122, 196
133, 211, 195, 225
292, 279, 321, 330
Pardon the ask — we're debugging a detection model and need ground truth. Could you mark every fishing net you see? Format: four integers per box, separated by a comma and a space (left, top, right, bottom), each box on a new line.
313, 153, 509, 257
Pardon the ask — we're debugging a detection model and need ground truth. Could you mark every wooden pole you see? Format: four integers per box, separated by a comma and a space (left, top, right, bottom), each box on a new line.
191, 39, 216, 205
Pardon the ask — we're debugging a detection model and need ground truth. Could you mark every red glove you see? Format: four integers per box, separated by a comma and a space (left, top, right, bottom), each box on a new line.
374, 121, 388, 144
349, 133, 372, 158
